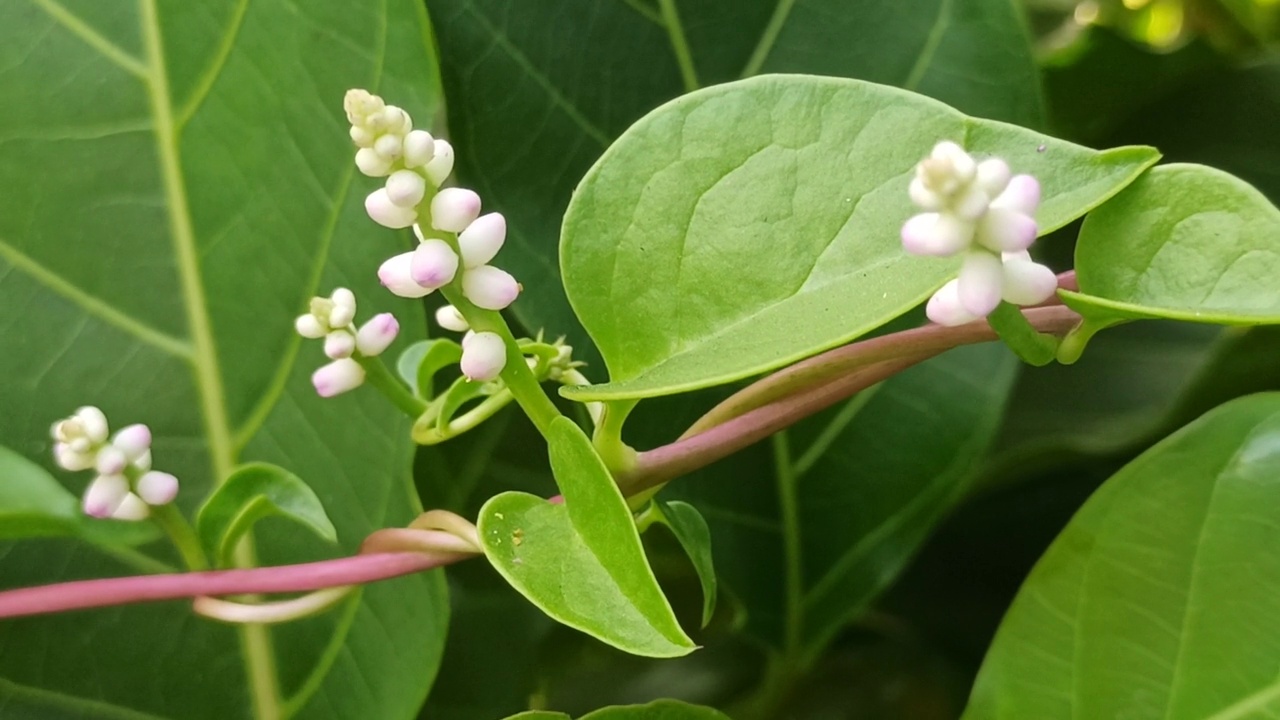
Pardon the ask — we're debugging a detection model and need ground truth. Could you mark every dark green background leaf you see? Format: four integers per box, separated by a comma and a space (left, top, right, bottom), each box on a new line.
656, 500, 718, 627
0, 444, 79, 539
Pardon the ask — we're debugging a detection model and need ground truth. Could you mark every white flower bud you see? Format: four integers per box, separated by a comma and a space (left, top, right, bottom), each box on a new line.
344, 89, 384, 125
950, 185, 991, 221
350, 125, 375, 148
328, 288, 357, 328
900, 213, 973, 257
137, 471, 179, 506
69, 437, 92, 453
111, 424, 151, 462
975, 208, 1038, 253
53, 442, 95, 472
324, 330, 356, 359
110, 493, 151, 521
82, 474, 129, 518
958, 251, 1004, 317
991, 175, 1041, 215
435, 305, 470, 332
430, 188, 482, 233
385, 169, 427, 208
410, 238, 460, 290
460, 331, 507, 381
355, 147, 393, 177
976, 158, 1011, 197
930, 141, 976, 184
355, 313, 399, 356
95, 445, 127, 475
378, 252, 432, 298
424, 139, 455, 185
908, 177, 943, 210
365, 188, 417, 229
380, 106, 412, 134
458, 212, 506, 268
1002, 251, 1059, 306
461, 265, 520, 310
926, 279, 980, 327
374, 133, 403, 160
403, 130, 436, 167
312, 358, 366, 398
75, 407, 109, 444
295, 314, 326, 338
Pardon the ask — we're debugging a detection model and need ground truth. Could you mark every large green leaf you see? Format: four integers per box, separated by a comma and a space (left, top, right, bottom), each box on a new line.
559, 74, 1156, 400
658, 344, 1016, 651
0, 1, 446, 718
0, 444, 80, 540
478, 418, 694, 657
1064, 163, 1280, 327
426, 0, 1044, 362
964, 393, 1280, 719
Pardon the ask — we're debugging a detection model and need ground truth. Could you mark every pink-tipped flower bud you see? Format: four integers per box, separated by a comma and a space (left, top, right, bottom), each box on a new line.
430, 188, 481, 233
403, 130, 436, 168
926, 279, 980, 327
295, 314, 326, 339
460, 331, 507, 382
410, 238, 460, 290
366, 188, 417, 229
991, 174, 1040, 215
312, 358, 366, 398
458, 213, 507, 268
976, 208, 1038, 253
461, 265, 520, 310
137, 471, 180, 506
900, 213, 973, 257
355, 313, 399, 356
95, 445, 127, 476
378, 252, 432, 298
82, 474, 129, 518
111, 424, 151, 462
324, 330, 357, 359
1001, 251, 1059, 306
435, 305, 470, 332
385, 169, 426, 208
355, 147, 393, 177
957, 251, 1004, 317
424, 139, 455, 186
111, 493, 151, 521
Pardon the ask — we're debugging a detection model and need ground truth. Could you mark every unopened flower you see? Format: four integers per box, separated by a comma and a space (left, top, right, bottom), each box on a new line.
136, 471, 179, 506
82, 474, 129, 518
435, 305, 470, 332
424, 139, 454, 186
366, 188, 417, 229
410, 239, 460, 290
458, 213, 506, 268
324, 330, 357, 359
378, 252, 432, 298
312, 358, 366, 397
403, 130, 436, 168
111, 493, 151, 521
385, 169, 427, 208
53, 410, 176, 520
296, 289, 357, 339
926, 251, 1059, 326
461, 265, 520, 310
111, 424, 151, 463
431, 188, 481, 233
460, 331, 507, 381
355, 313, 399, 356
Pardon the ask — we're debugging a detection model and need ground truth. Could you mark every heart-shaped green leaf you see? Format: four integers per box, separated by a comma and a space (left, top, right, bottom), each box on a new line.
560, 75, 1158, 401
1063, 163, 1280, 328
652, 500, 718, 627
965, 392, 1280, 719
478, 417, 694, 658
197, 463, 336, 568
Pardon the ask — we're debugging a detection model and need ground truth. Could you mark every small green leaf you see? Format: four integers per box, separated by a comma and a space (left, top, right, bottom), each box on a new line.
965, 392, 1280, 719
654, 500, 718, 628
0, 444, 79, 539
1064, 163, 1280, 329
197, 463, 337, 568
397, 338, 464, 398
581, 699, 731, 719
561, 74, 1158, 401
477, 417, 694, 658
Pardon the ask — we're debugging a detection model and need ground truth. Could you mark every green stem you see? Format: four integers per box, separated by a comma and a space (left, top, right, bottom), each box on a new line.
413, 388, 514, 444
771, 432, 803, 656
357, 354, 426, 418
593, 399, 638, 477
152, 503, 208, 571
658, 0, 700, 92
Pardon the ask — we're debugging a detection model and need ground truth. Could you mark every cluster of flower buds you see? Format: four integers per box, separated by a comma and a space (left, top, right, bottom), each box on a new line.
901, 141, 1057, 326
345, 90, 454, 229
51, 407, 178, 521
378, 218, 519, 312
296, 288, 400, 397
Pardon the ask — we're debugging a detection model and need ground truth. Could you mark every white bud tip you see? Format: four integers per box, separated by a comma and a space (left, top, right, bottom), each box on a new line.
356, 313, 400, 356
324, 330, 357, 359
328, 288, 357, 328
312, 358, 367, 398
1002, 254, 1059, 306
410, 238, 460, 290
976, 158, 1012, 197
435, 305, 470, 332
403, 130, 436, 168
430, 188, 482, 233
424, 139, 455, 186
958, 251, 1004, 317
374, 133, 403, 160
295, 314, 326, 339
461, 265, 521, 311
976, 208, 1038, 253
75, 406, 109, 443
53, 442, 95, 472
926, 280, 980, 327
385, 169, 427, 208
137, 471, 180, 506
460, 331, 507, 382
111, 424, 152, 460
110, 493, 151, 521
992, 175, 1041, 215
901, 213, 972, 257
378, 252, 432, 298
95, 445, 128, 476
82, 474, 129, 518
365, 188, 418, 229
349, 125, 375, 148
458, 212, 507, 269
355, 147, 392, 178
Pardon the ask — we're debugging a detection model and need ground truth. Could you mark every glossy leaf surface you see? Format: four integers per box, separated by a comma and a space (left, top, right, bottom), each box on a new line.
561, 75, 1157, 400
966, 393, 1280, 719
